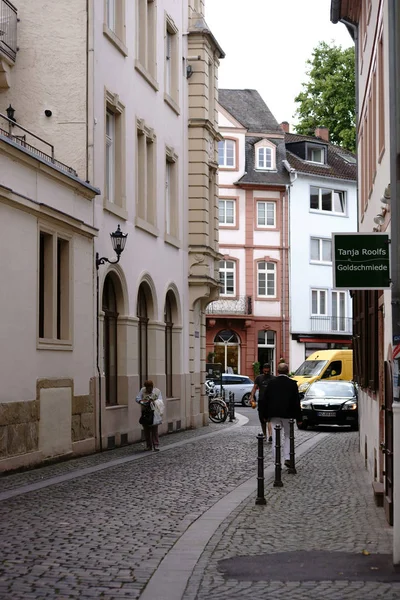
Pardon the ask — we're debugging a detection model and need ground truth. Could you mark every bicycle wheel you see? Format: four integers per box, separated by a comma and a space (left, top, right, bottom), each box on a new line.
209, 400, 228, 423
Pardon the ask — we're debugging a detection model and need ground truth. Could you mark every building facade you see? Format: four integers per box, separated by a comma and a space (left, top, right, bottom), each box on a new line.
0, 0, 223, 470
331, 0, 400, 563
206, 90, 290, 377
284, 127, 357, 371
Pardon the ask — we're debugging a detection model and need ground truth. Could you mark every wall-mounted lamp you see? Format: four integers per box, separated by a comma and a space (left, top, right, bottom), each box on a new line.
6, 104, 16, 123
381, 184, 391, 205
186, 64, 193, 79
96, 225, 128, 270
374, 213, 385, 226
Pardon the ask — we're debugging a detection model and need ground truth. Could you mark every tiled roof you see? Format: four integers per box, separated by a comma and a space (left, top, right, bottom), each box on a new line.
285, 132, 357, 182
219, 89, 283, 134
236, 137, 290, 187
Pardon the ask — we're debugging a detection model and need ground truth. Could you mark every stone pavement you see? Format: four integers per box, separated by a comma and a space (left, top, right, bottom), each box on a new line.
0, 415, 397, 599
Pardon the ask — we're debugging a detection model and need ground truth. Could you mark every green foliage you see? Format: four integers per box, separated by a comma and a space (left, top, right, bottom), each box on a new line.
294, 41, 356, 152
252, 361, 260, 377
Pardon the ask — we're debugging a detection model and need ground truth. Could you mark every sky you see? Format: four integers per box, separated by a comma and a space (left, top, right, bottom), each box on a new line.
206, 0, 354, 130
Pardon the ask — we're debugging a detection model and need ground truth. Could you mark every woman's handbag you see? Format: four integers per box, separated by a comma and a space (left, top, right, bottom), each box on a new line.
139, 406, 154, 426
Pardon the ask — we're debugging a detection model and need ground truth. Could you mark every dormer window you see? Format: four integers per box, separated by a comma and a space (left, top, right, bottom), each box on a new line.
306, 144, 325, 164
255, 141, 275, 170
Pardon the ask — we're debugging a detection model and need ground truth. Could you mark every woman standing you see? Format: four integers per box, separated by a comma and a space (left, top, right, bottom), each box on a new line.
136, 380, 164, 452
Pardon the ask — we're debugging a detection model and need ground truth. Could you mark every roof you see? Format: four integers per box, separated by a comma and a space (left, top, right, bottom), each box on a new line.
285, 132, 357, 182
237, 137, 290, 187
218, 89, 283, 134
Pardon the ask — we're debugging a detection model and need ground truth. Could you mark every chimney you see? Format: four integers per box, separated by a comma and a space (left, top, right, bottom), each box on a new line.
315, 126, 329, 142
280, 121, 290, 133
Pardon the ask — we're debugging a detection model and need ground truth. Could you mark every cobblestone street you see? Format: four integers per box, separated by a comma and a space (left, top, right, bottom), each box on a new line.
0, 416, 397, 599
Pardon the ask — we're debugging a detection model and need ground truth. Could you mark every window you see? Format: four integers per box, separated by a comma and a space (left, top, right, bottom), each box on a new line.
378, 34, 385, 157
165, 292, 173, 397
165, 148, 178, 239
257, 201, 275, 227
137, 285, 149, 386
106, 0, 116, 32
39, 230, 70, 343
136, 119, 156, 228
213, 330, 240, 374
219, 199, 235, 226
105, 92, 125, 211
310, 237, 332, 263
257, 330, 275, 374
311, 289, 327, 315
310, 186, 346, 214
257, 147, 272, 170
105, 110, 115, 203
307, 146, 325, 164
218, 139, 235, 168
257, 262, 276, 297
137, 0, 157, 83
165, 15, 179, 108
332, 291, 347, 332
353, 290, 378, 389
219, 260, 235, 296
103, 275, 118, 406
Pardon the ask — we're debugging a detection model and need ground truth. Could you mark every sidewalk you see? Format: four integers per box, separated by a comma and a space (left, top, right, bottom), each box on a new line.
0, 417, 398, 599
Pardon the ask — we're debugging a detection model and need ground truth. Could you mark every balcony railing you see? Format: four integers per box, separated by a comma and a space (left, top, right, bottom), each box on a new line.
310, 315, 353, 334
0, 0, 17, 62
0, 113, 78, 177
206, 295, 252, 315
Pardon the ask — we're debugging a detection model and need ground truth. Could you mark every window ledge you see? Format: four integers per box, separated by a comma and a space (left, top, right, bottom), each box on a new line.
164, 233, 181, 249
310, 261, 332, 266
105, 404, 127, 410
103, 25, 128, 57
309, 209, 347, 218
256, 297, 278, 302
104, 200, 128, 220
135, 216, 159, 238
38, 339, 73, 351
135, 60, 159, 91
164, 93, 180, 115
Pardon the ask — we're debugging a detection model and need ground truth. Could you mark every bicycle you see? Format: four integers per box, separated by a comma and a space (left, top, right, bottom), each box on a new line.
206, 380, 228, 423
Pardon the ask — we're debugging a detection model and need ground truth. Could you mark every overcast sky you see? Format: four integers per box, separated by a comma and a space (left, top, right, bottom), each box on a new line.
206, 0, 354, 130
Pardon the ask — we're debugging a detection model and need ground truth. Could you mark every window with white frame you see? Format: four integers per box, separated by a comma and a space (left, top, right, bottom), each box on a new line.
257, 147, 273, 170
137, 0, 156, 80
310, 237, 332, 263
219, 199, 235, 226
106, 109, 115, 203
106, 0, 116, 32
311, 289, 327, 315
257, 262, 276, 297
219, 260, 235, 296
165, 149, 178, 239
310, 186, 346, 214
257, 201, 275, 227
165, 15, 179, 106
104, 0, 125, 44
306, 145, 325, 164
218, 139, 235, 168
332, 290, 347, 331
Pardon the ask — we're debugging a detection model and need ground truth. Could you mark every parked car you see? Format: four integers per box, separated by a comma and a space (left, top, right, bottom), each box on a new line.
298, 380, 358, 430
214, 374, 255, 406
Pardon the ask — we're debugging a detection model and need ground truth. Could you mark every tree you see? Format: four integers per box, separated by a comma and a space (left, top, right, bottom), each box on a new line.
294, 42, 356, 152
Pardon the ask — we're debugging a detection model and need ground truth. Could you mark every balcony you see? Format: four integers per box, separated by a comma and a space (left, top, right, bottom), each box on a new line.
0, 0, 17, 62
206, 295, 252, 315
0, 112, 78, 176
310, 316, 353, 334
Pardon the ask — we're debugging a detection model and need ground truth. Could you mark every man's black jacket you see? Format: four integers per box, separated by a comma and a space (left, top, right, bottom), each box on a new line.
262, 374, 302, 421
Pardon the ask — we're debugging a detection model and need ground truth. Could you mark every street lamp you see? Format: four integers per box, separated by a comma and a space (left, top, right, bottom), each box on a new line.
6, 104, 16, 122
96, 225, 128, 269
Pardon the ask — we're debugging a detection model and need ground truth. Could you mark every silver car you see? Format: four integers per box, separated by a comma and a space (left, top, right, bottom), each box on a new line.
217, 374, 255, 406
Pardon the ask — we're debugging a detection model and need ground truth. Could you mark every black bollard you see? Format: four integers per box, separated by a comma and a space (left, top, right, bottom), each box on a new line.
273, 424, 284, 487
255, 433, 267, 505
228, 392, 235, 422
287, 418, 297, 474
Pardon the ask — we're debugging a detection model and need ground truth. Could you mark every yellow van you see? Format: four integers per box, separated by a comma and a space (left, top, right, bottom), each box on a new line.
292, 349, 353, 395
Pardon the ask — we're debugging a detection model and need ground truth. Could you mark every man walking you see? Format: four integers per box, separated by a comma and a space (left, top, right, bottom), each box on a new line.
250, 363, 274, 442
264, 362, 302, 467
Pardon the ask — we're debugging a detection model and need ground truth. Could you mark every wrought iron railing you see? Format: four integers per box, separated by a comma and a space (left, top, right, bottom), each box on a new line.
0, 113, 78, 176
310, 316, 353, 334
0, 0, 17, 62
206, 295, 252, 315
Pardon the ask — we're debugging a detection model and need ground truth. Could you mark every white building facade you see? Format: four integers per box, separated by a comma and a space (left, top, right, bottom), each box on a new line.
0, 0, 223, 470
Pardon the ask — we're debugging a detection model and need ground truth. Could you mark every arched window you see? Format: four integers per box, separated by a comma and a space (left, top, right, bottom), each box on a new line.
165, 292, 174, 397
137, 285, 148, 386
103, 275, 118, 406
213, 329, 240, 374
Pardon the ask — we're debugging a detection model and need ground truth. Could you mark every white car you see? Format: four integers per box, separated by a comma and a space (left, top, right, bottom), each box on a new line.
217, 374, 255, 406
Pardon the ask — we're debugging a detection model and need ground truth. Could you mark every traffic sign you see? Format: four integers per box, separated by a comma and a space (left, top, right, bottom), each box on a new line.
332, 232, 391, 290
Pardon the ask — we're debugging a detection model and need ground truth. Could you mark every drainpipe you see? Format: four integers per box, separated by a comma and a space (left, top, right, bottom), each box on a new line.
388, 0, 400, 565
96, 268, 103, 452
